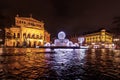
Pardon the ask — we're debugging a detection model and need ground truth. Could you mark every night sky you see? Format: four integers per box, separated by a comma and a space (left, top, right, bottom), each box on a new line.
0, 0, 120, 37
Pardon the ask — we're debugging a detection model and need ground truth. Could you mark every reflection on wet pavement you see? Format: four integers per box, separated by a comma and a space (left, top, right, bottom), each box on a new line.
0, 49, 120, 80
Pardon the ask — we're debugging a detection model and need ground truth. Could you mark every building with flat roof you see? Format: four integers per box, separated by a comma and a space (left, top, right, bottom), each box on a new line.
84, 29, 113, 48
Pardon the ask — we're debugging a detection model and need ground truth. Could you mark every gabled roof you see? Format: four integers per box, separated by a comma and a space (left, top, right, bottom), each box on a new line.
16, 15, 44, 24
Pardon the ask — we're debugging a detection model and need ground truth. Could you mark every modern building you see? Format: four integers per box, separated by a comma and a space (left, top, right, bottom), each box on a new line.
84, 29, 113, 48
5, 15, 50, 47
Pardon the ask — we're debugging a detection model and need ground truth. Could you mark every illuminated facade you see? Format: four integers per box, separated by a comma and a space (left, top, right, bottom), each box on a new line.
44, 30, 50, 43
113, 35, 120, 48
5, 15, 50, 47
85, 29, 113, 48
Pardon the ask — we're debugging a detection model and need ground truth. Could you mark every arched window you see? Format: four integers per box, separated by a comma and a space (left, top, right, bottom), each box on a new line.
36, 35, 39, 39
27, 34, 30, 38
6, 32, 12, 39
17, 33, 20, 38
32, 34, 35, 38
29, 41, 31, 47
23, 33, 26, 38
38, 41, 41, 46
19, 21, 21, 23
13, 42, 15, 47
40, 35, 43, 39
34, 41, 36, 47
13, 33, 16, 38
16, 41, 20, 47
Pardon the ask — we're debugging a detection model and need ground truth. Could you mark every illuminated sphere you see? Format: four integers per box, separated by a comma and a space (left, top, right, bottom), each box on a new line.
58, 31, 66, 39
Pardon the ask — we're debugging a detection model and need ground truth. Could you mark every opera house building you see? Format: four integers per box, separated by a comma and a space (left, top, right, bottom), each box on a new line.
5, 15, 50, 47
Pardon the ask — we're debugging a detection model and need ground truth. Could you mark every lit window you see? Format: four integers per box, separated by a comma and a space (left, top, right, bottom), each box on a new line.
28, 34, 30, 38
36, 35, 39, 38
23, 33, 26, 38
32, 34, 35, 38
13, 33, 16, 38
17, 33, 20, 38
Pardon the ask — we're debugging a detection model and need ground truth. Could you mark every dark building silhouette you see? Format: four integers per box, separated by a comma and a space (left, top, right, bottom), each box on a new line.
0, 28, 5, 45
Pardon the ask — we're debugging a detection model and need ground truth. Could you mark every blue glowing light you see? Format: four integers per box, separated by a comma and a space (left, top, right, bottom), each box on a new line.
58, 31, 66, 39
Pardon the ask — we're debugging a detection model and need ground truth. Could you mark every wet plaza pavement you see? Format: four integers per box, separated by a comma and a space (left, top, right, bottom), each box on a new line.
0, 48, 120, 80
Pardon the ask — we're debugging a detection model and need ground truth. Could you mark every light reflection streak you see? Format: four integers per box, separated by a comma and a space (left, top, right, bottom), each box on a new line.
75, 49, 86, 60
54, 50, 74, 64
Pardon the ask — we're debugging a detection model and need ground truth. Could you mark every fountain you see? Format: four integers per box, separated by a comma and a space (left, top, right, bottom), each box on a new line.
54, 31, 79, 47
45, 31, 79, 47
44, 31, 79, 52
54, 31, 69, 46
